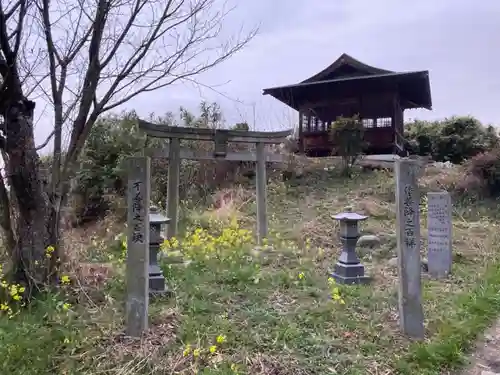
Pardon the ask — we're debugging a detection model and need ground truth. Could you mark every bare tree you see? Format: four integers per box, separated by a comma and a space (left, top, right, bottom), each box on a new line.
0, 0, 256, 293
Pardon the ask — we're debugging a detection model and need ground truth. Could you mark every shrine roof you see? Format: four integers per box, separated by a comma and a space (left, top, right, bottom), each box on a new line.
262, 54, 432, 111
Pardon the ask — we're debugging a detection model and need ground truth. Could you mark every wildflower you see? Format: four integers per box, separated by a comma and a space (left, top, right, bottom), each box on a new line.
298, 272, 305, 280
182, 344, 191, 357
0, 303, 9, 311
209, 345, 217, 354
193, 348, 200, 358
216, 335, 226, 344
61, 275, 71, 285
46, 245, 55, 258
62, 303, 72, 311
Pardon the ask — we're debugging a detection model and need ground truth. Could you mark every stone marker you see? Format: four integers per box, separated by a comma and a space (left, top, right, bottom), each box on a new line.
427, 192, 452, 278
330, 212, 371, 284
395, 158, 424, 340
126, 156, 150, 337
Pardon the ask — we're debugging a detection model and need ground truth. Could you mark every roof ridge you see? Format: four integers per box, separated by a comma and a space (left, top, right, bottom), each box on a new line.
301, 54, 395, 83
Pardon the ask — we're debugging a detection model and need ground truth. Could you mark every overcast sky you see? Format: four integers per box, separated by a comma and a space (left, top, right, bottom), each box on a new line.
32, 0, 500, 144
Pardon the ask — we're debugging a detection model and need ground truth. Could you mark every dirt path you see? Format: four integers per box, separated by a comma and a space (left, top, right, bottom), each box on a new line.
459, 318, 500, 375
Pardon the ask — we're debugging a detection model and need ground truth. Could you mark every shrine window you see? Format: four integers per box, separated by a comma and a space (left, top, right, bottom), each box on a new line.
376, 117, 392, 128
308, 116, 315, 131
362, 119, 375, 128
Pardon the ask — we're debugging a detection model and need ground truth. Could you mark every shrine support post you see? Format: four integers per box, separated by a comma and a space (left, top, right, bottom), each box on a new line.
256, 142, 268, 244
166, 138, 180, 239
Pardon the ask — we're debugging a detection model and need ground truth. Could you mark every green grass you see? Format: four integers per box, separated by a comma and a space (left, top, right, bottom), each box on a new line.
1, 164, 500, 374
399, 261, 500, 374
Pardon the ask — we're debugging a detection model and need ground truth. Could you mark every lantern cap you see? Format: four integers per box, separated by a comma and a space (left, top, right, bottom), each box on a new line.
149, 205, 170, 224
332, 212, 368, 221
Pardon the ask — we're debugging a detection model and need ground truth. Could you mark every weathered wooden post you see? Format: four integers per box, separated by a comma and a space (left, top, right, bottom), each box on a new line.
126, 156, 151, 337
166, 138, 180, 239
395, 158, 424, 340
255, 142, 267, 244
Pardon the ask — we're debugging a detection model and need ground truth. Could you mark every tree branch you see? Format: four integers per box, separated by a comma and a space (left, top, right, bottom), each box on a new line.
5, 1, 23, 20
98, 0, 151, 69
34, 129, 54, 151
63, 0, 109, 169
0, 3, 23, 96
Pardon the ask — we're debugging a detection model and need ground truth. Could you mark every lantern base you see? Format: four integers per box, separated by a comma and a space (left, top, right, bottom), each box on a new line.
149, 274, 170, 295
330, 261, 371, 285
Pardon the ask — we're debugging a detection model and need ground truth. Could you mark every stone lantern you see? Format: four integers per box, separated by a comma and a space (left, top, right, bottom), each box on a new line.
149, 206, 170, 295
331, 212, 371, 285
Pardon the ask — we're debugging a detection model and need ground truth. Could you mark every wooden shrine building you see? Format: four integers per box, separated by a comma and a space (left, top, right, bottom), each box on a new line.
262, 54, 432, 156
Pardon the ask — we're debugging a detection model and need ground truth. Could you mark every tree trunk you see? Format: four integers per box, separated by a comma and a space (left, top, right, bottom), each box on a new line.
2, 99, 56, 293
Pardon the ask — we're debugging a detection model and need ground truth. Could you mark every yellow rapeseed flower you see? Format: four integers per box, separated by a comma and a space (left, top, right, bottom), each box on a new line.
61, 275, 71, 284
193, 348, 200, 358
209, 345, 217, 354
298, 272, 305, 280
182, 344, 191, 357
216, 335, 226, 344
62, 303, 71, 311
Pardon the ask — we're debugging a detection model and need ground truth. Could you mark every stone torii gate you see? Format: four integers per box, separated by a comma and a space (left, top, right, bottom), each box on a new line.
138, 120, 293, 244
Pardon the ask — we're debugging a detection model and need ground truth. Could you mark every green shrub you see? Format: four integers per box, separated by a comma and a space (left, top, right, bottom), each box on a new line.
329, 115, 364, 176
74, 111, 168, 223
73, 102, 253, 224
405, 116, 499, 164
